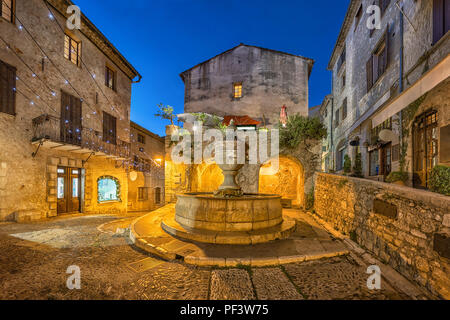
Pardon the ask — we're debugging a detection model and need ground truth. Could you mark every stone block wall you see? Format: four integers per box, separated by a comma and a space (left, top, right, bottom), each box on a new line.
314, 173, 450, 299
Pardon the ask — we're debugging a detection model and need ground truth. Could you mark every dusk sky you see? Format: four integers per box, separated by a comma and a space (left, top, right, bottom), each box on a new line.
74, 0, 351, 136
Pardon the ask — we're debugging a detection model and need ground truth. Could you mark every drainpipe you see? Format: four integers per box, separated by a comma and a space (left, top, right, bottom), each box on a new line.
398, 3, 404, 165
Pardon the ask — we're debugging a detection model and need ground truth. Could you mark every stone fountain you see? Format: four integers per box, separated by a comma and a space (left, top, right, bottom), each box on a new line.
161, 119, 295, 245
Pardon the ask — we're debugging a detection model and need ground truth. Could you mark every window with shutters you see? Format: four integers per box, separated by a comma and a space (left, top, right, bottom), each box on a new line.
1, 0, 14, 23
64, 34, 81, 66
138, 187, 148, 201
380, 0, 391, 16
433, 0, 450, 44
0, 59, 16, 116
60, 91, 82, 145
105, 66, 116, 91
335, 109, 340, 127
137, 133, 145, 144
367, 31, 389, 92
336, 46, 346, 72
342, 98, 348, 120
103, 112, 117, 145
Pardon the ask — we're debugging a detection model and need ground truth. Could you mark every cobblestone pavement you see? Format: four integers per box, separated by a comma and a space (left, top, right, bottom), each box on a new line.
0, 214, 411, 300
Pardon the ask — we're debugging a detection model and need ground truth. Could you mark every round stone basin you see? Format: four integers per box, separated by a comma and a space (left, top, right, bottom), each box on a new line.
175, 193, 283, 232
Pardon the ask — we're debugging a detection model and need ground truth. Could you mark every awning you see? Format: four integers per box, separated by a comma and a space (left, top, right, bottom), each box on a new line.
371, 54, 450, 128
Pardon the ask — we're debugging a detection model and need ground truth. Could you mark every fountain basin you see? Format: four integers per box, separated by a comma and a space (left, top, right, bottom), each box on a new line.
175, 193, 283, 232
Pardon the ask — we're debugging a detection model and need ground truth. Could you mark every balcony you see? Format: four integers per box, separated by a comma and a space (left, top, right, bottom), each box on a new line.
31, 114, 130, 160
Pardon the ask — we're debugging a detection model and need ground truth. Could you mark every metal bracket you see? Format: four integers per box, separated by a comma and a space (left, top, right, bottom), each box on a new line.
31, 140, 44, 158
82, 152, 95, 167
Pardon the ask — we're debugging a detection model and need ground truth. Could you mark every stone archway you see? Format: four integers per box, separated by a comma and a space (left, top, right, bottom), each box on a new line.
258, 155, 305, 207
191, 163, 224, 193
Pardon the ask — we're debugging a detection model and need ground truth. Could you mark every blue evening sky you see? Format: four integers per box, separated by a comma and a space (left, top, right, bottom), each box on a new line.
74, 0, 350, 136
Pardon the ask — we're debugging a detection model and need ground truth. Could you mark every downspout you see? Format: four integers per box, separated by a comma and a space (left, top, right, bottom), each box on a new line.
398, 3, 404, 168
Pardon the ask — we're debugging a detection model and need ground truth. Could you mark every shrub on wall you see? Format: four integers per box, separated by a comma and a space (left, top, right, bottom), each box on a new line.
429, 165, 450, 196
305, 188, 315, 210
279, 114, 327, 150
386, 171, 409, 184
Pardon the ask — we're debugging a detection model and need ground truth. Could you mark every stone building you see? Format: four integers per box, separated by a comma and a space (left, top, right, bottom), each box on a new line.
0, 0, 162, 222
324, 0, 449, 189
127, 121, 165, 212
180, 43, 314, 126
165, 44, 321, 208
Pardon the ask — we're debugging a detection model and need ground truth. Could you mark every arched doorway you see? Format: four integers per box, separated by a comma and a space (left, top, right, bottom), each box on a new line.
191, 163, 224, 192
258, 156, 305, 207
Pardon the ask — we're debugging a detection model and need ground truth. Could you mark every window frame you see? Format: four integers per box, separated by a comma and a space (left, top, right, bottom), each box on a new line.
233, 82, 243, 99
64, 34, 82, 67
138, 187, 149, 201
97, 176, 121, 203
105, 65, 117, 91
367, 30, 389, 92
1, 0, 14, 24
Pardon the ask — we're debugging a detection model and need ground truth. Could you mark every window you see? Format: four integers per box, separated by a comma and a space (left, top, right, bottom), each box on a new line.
354, 4, 363, 31
0, 59, 16, 115
433, 0, 450, 44
342, 98, 348, 120
64, 34, 81, 66
367, 31, 389, 92
61, 91, 82, 145
335, 109, 340, 127
233, 82, 242, 98
138, 187, 148, 201
336, 46, 346, 72
105, 66, 116, 91
342, 74, 346, 90
155, 187, 161, 204
1, 0, 14, 23
103, 112, 117, 145
137, 133, 145, 144
98, 176, 120, 202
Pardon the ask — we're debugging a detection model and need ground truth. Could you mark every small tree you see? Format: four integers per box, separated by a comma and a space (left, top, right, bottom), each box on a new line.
352, 153, 363, 177
343, 155, 352, 174
155, 103, 176, 125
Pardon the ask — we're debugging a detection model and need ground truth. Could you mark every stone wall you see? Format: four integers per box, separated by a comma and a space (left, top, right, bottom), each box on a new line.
314, 173, 450, 299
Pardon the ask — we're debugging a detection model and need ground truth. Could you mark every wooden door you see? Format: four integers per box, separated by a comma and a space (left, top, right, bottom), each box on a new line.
413, 112, 438, 189
57, 167, 81, 214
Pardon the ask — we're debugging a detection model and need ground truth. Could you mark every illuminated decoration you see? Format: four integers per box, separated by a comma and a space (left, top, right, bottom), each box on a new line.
129, 171, 138, 182
97, 176, 121, 202
280, 105, 288, 127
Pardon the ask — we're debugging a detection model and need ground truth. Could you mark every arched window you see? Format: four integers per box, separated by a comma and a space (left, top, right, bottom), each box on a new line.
97, 176, 121, 203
